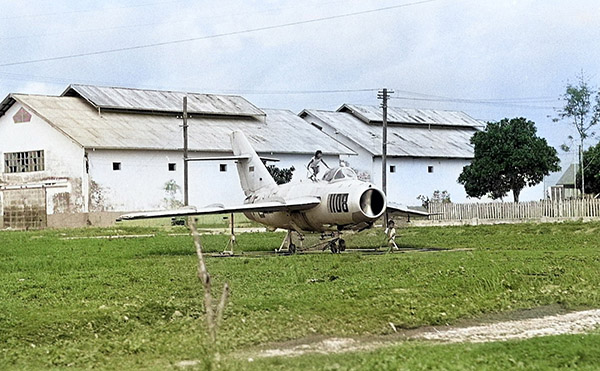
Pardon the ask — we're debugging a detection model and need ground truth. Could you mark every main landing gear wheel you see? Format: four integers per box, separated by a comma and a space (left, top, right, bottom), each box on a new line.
327, 239, 345, 254
338, 239, 346, 252
288, 243, 296, 254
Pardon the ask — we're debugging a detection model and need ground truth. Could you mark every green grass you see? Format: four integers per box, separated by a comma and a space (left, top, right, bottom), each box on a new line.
118, 212, 262, 229
228, 331, 600, 370
1, 222, 600, 369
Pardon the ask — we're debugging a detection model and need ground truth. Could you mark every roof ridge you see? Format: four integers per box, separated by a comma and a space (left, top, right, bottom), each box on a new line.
64, 83, 254, 100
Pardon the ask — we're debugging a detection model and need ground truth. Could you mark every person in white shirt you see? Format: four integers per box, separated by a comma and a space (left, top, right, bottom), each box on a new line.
384, 220, 398, 251
307, 150, 329, 181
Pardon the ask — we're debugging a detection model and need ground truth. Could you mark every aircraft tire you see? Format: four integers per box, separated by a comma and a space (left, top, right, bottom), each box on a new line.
288, 243, 296, 254
338, 239, 346, 252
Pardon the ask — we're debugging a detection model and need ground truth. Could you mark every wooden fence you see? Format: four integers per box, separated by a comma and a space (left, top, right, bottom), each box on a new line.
427, 199, 600, 223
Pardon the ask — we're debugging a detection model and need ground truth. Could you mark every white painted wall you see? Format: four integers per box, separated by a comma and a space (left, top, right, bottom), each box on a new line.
370, 157, 471, 205
374, 156, 545, 205
0, 102, 86, 213
303, 111, 474, 205
302, 112, 548, 204
87, 149, 341, 211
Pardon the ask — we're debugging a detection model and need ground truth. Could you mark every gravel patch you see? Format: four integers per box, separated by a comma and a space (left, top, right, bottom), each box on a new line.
253, 309, 600, 358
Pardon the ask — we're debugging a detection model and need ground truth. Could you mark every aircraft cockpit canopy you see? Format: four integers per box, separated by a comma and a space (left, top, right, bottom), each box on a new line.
322, 167, 358, 182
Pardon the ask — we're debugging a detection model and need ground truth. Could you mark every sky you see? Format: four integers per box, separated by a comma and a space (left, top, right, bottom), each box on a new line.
1, 0, 599, 196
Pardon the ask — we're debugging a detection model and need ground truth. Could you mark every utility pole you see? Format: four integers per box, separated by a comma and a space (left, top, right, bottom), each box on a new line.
580, 143, 585, 198
377, 88, 393, 227
182, 96, 189, 206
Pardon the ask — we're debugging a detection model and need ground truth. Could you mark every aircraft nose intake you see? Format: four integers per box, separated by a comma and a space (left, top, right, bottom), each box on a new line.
359, 189, 385, 218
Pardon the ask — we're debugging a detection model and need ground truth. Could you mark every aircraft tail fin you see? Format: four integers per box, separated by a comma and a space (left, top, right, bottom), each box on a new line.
230, 130, 277, 196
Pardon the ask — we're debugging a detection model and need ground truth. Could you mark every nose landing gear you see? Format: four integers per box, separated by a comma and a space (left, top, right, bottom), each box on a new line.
323, 237, 345, 254
277, 230, 346, 254
277, 230, 304, 254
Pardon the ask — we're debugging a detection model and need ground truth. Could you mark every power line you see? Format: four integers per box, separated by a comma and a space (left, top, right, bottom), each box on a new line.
224, 88, 379, 95
0, 71, 379, 95
392, 89, 557, 103
0, 0, 439, 67
0, 0, 355, 42
0, 71, 561, 109
391, 95, 558, 110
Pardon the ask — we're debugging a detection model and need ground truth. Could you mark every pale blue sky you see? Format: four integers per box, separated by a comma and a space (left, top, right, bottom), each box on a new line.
1, 0, 599, 168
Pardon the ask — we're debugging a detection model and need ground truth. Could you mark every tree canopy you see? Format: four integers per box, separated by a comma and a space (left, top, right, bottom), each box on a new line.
556, 71, 600, 195
580, 143, 600, 195
458, 117, 560, 202
266, 165, 295, 185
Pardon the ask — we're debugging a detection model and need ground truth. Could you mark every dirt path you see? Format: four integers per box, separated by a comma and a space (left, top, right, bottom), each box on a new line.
252, 308, 600, 359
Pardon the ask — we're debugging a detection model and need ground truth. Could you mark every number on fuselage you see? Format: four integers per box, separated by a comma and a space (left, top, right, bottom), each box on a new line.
327, 193, 349, 213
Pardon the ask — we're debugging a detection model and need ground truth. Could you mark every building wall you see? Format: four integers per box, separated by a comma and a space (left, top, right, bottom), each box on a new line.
302, 111, 475, 205
0, 102, 87, 227
372, 157, 472, 205
87, 149, 339, 212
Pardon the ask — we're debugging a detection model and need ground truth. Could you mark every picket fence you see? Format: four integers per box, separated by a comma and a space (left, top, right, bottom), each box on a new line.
427, 199, 600, 222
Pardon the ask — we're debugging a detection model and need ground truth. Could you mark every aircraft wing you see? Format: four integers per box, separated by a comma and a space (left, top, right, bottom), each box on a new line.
116, 196, 321, 221
387, 201, 430, 218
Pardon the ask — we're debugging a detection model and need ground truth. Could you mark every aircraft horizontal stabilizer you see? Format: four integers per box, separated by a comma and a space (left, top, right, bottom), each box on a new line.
116, 196, 321, 221
387, 201, 430, 218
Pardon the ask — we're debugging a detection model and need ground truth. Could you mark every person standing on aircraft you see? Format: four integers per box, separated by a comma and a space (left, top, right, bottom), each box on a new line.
307, 150, 330, 181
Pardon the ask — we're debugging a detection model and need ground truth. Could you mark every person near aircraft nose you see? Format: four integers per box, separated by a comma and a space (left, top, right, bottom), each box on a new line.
307, 150, 330, 181
385, 219, 399, 251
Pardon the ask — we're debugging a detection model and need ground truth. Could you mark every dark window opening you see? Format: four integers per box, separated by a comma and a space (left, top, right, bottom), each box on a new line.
113, 162, 121, 171
390, 165, 396, 173
168, 163, 176, 171
220, 164, 227, 172
428, 166, 434, 173
4, 150, 45, 173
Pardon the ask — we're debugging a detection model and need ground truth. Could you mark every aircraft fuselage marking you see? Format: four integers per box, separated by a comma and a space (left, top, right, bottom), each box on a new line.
328, 193, 349, 213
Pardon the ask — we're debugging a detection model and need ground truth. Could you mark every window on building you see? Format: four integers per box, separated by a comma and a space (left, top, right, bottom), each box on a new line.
168, 163, 176, 171
390, 165, 396, 173
4, 150, 45, 173
12, 107, 32, 124
428, 166, 434, 173
220, 164, 227, 172
113, 162, 121, 171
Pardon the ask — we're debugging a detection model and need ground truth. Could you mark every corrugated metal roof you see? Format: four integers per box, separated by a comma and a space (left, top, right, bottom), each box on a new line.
0, 94, 15, 117
62, 84, 266, 117
338, 104, 484, 128
556, 163, 576, 186
13, 94, 354, 155
302, 109, 476, 159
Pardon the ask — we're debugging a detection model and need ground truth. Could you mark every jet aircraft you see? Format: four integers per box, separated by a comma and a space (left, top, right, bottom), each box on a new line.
117, 130, 429, 253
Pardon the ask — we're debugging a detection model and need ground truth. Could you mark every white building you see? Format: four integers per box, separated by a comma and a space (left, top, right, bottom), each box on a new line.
0, 85, 353, 229
300, 104, 484, 205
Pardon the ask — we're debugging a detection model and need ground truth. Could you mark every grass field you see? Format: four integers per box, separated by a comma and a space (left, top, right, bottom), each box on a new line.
1, 221, 600, 369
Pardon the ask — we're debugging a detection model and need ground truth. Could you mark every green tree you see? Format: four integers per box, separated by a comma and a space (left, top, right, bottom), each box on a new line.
580, 143, 600, 195
266, 165, 295, 185
163, 179, 183, 209
556, 71, 600, 196
458, 117, 560, 203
